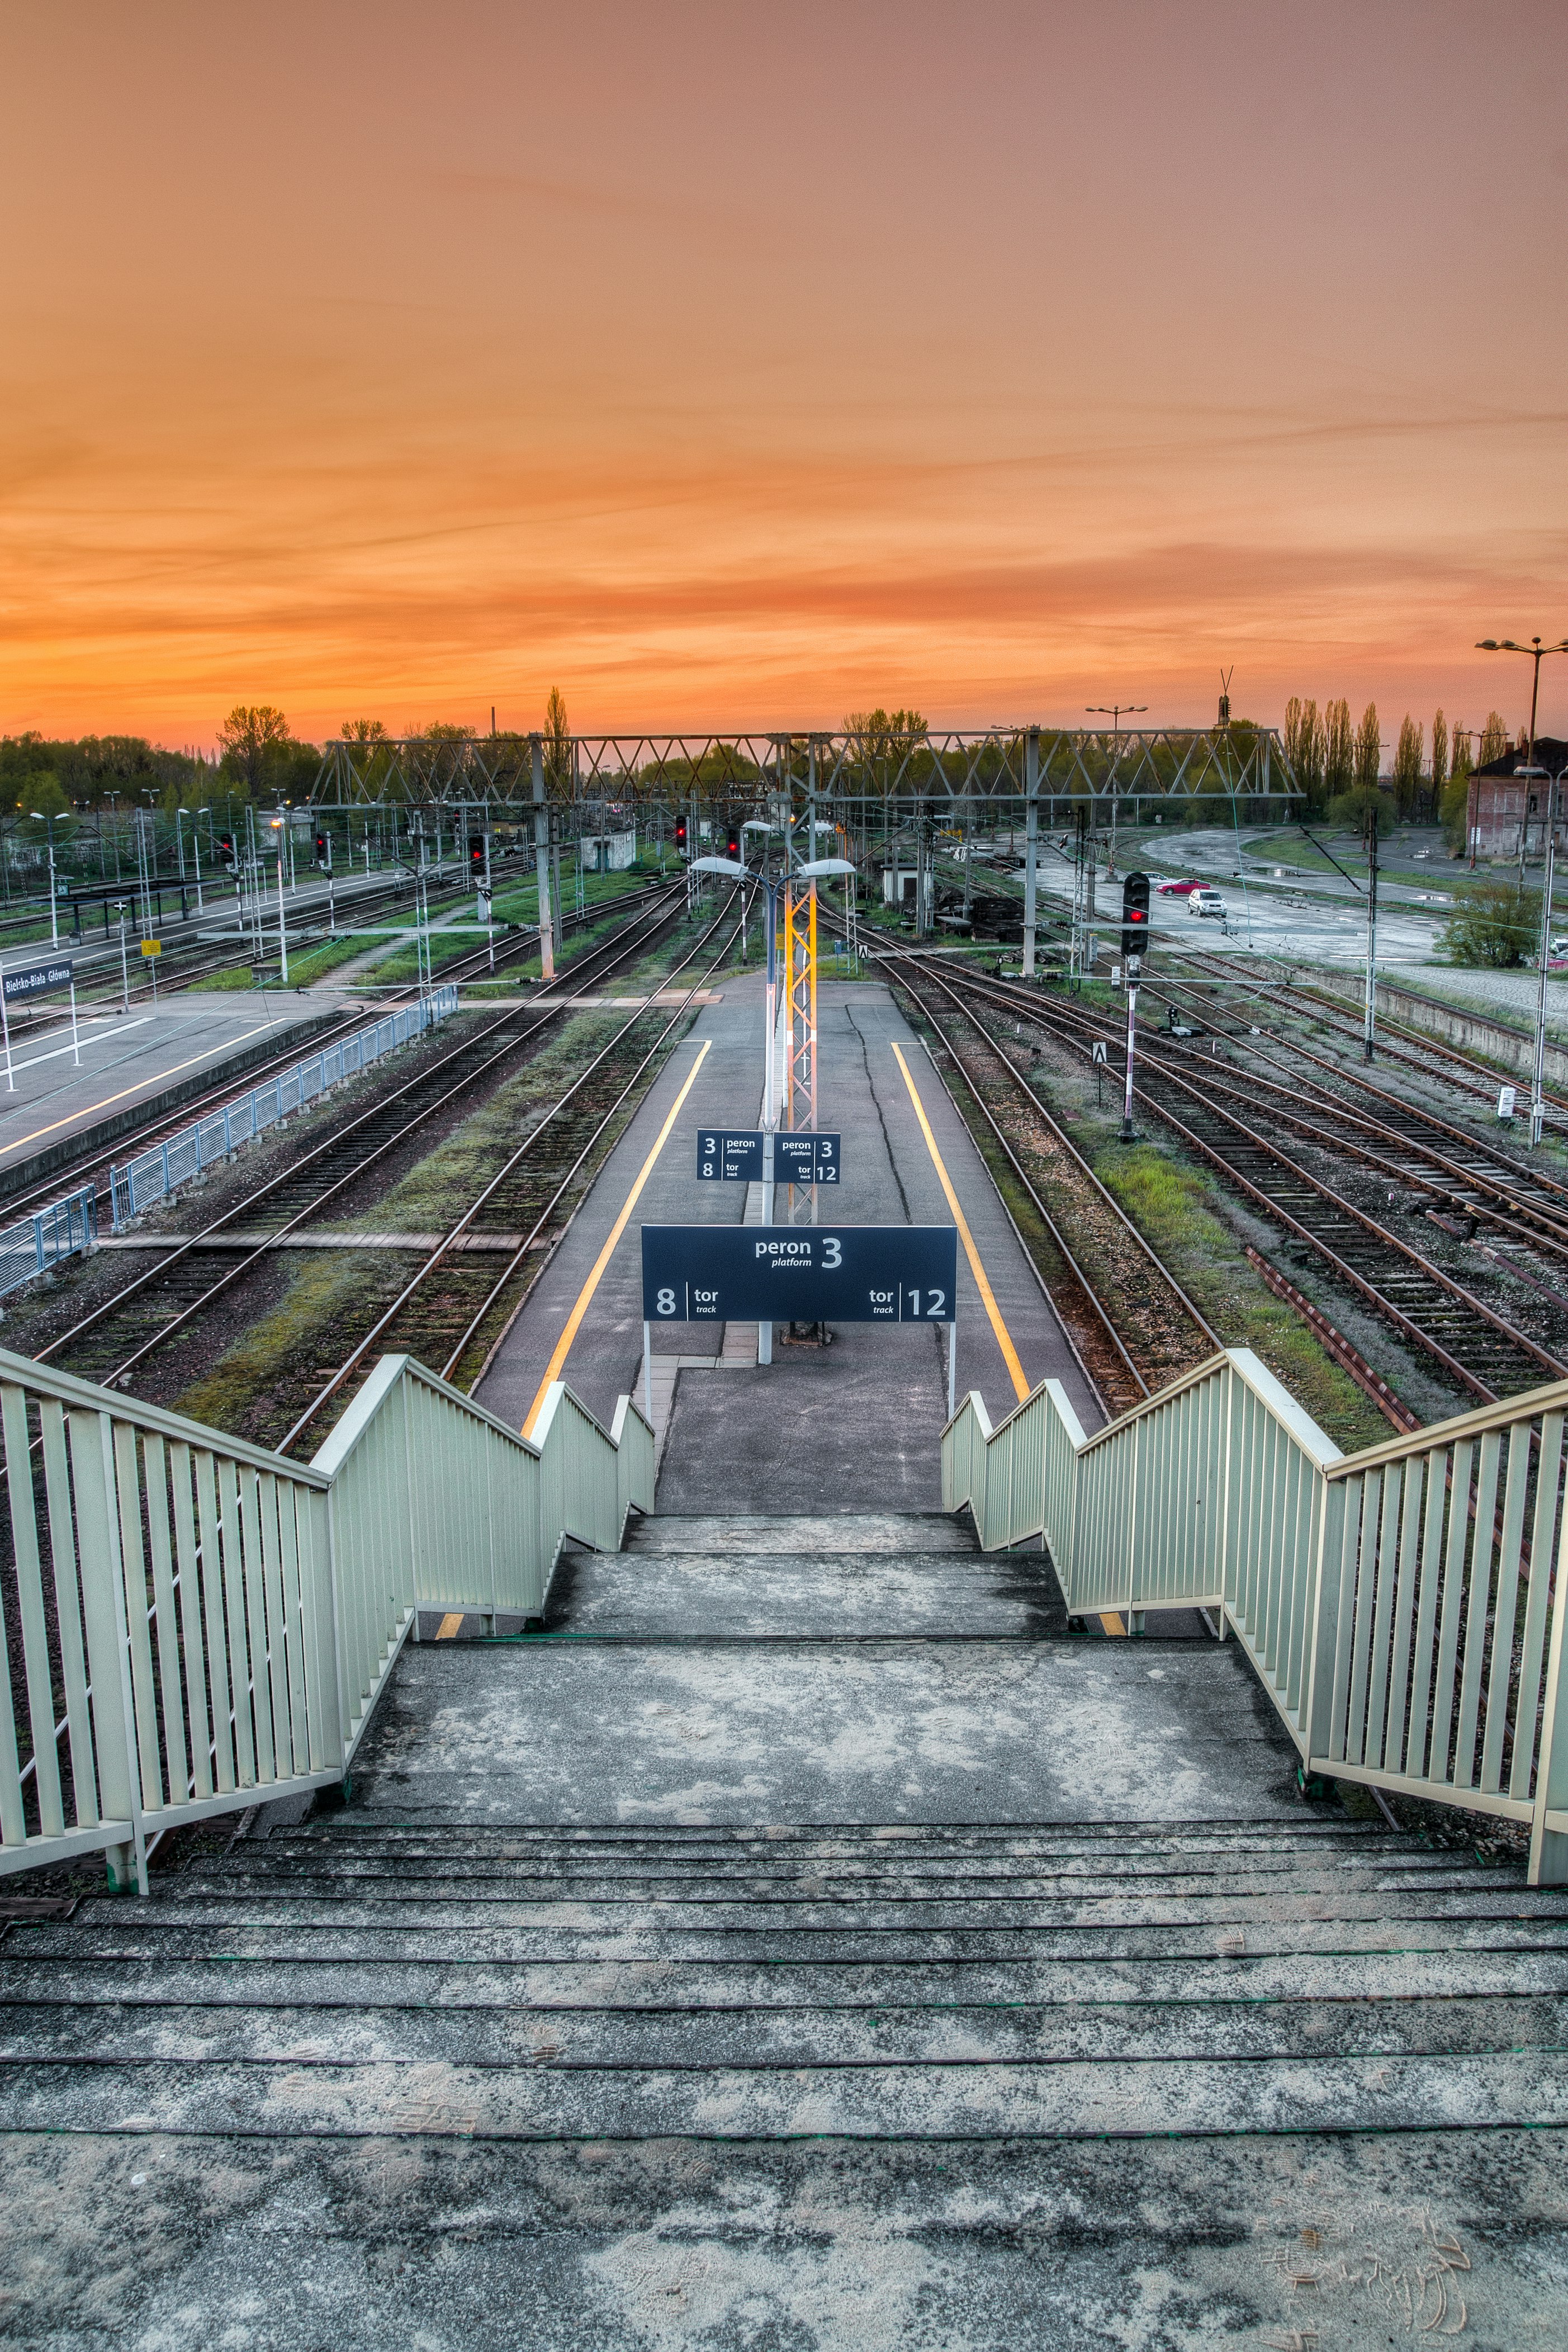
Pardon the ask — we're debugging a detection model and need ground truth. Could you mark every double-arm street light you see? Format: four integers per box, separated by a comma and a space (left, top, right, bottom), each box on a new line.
690, 846, 856, 1367
1478, 636, 1568, 1144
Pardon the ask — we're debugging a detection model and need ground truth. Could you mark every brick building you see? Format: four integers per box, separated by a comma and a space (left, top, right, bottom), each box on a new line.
1465, 736, 1568, 860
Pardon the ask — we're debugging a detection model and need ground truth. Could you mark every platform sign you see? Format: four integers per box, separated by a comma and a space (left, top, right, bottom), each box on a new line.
1, 958, 74, 1002
774, 1133, 840, 1186
697, 1129, 765, 1181
140, 939, 162, 958
642, 1223, 956, 1326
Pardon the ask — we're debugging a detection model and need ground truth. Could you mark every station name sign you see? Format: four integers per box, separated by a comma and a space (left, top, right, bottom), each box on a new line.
696, 1130, 841, 1184
642, 1223, 956, 1324
1, 958, 74, 1003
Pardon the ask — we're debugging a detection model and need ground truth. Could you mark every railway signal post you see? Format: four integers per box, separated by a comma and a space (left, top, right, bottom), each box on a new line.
1119, 872, 1150, 1143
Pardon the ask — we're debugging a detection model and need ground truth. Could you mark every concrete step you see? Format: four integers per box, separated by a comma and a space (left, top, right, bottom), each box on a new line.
6, 2047, 1566, 2140
542, 1549, 1066, 1639
17, 1905, 1568, 1967
625, 1512, 982, 1555
212, 1843, 1487, 1890
169, 1861, 1531, 1910
4, 1990, 1564, 2069
58, 1890, 1561, 1943
8, 1946, 1567, 2013
280, 1816, 1414, 1856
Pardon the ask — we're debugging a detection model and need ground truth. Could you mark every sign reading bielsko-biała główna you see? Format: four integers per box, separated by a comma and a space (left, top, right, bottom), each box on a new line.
641, 1224, 956, 1326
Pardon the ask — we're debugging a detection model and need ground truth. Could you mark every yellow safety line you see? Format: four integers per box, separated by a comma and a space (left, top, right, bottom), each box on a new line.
435, 1612, 464, 1639
0, 1017, 285, 1163
523, 1039, 713, 1437
890, 1042, 1029, 1403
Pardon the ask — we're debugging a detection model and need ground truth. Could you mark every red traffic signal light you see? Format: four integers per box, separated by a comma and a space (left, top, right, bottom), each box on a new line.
674, 816, 689, 854
217, 834, 235, 866
468, 833, 486, 871
724, 822, 742, 860
314, 830, 329, 865
1121, 870, 1150, 962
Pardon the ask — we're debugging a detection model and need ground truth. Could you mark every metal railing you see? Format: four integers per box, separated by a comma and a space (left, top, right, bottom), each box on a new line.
945, 1350, 1568, 1885
108, 985, 460, 1229
0, 1186, 96, 1305
0, 1343, 652, 1892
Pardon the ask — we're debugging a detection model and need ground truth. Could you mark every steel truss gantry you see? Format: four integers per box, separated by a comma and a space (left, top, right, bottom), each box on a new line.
309, 724, 1295, 817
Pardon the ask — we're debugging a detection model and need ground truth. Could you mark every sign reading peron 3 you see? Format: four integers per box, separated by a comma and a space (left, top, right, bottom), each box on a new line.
641, 1224, 956, 1324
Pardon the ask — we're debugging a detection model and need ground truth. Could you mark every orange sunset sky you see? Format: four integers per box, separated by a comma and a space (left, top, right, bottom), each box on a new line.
3, 1, 1566, 747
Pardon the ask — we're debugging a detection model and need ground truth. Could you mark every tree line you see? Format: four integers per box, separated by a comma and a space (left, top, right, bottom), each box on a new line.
1282, 698, 1513, 842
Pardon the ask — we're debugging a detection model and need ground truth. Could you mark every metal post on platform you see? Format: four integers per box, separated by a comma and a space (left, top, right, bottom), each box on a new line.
948, 1314, 956, 1421
1023, 728, 1039, 977
0, 981, 12, 1092
1121, 970, 1139, 1142
643, 1320, 652, 1419
68, 972, 79, 1067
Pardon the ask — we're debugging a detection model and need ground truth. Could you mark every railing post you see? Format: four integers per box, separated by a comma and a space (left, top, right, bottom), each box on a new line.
1529, 1506, 1568, 1885
1302, 1470, 1345, 1768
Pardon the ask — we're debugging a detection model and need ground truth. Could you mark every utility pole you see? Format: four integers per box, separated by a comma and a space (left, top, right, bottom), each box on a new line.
1023, 728, 1040, 977
1530, 760, 1567, 1147
531, 734, 555, 983
1363, 810, 1378, 1062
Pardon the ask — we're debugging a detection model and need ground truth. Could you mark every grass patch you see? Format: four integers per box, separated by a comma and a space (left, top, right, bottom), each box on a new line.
173, 1006, 683, 1440
187, 963, 258, 991
1093, 1140, 1389, 1450
285, 934, 389, 985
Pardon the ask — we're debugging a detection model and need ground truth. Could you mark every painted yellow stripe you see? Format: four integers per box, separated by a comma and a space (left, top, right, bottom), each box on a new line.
890, 1042, 1029, 1404
435, 1612, 464, 1639
523, 1039, 713, 1437
0, 1017, 285, 1164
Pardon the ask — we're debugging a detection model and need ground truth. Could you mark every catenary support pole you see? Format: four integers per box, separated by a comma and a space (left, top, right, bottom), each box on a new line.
1532, 770, 1561, 1146
532, 735, 555, 983
1363, 815, 1378, 1062
1023, 728, 1039, 977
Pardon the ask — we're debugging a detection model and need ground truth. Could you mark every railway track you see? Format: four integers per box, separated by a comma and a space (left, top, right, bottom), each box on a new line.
0, 879, 667, 1229
883, 948, 1564, 1405
276, 884, 755, 1454
31, 881, 697, 1400
827, 925, 1216, 1417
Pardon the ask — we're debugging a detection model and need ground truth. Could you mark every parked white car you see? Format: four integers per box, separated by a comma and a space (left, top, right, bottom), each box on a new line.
1187, 888, 1226, 919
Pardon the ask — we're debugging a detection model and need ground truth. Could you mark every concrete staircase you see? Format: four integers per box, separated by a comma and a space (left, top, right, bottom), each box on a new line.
3, 1511, 1568, 2345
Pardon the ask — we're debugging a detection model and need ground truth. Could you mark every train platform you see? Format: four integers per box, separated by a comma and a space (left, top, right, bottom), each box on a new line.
475, 973, 1103, 1514
0, 993, 330, 1198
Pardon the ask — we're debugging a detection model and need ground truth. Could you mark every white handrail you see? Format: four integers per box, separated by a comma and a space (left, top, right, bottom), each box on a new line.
0, 1343, 651, 1894
945, 1351, 1568, 1886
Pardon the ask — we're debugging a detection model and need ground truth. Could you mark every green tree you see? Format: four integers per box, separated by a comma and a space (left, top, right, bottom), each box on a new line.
217, 705, 290, 793
1323, 698, 1353, 799
342, 718, 389, 745
1431, 708, 1448, 798
1354, 703, 1381, 794
1480, 711, 1510, 765
1283, 697, 1324, 811
1439, 877, 1538, 967
543, 687, 571, 791
1392, 714, 1423, 816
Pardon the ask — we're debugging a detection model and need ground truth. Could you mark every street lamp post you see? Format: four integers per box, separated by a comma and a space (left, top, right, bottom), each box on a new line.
192, 808, 207, 915
268, 816, 289, 983
1529, 758, 1568, 1147
1477, 637, 1568, 1139
112, 901, 130, 1013
1087, 704, 1147, 881
30, 812, 60, 947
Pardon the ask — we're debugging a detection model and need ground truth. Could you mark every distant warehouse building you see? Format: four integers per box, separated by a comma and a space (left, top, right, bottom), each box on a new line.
1465, 737, 1568, 860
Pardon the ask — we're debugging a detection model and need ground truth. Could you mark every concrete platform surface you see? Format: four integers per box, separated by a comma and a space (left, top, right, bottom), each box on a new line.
0, 993, 325, 1184
476, 975, 1100, 1513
